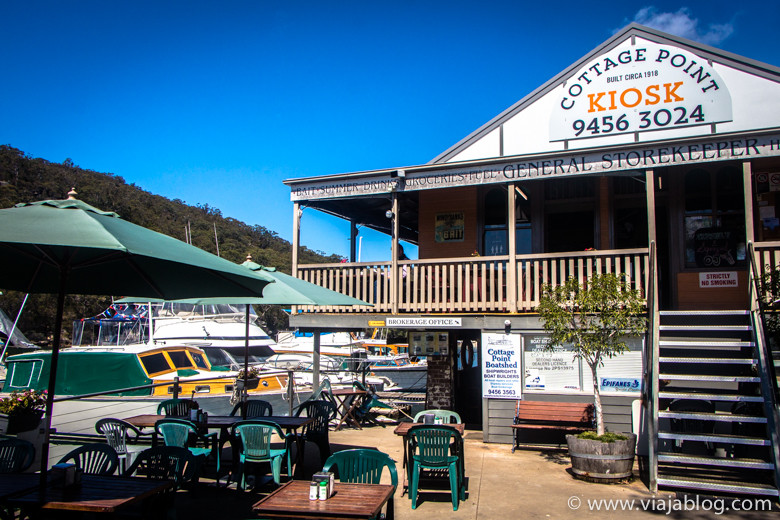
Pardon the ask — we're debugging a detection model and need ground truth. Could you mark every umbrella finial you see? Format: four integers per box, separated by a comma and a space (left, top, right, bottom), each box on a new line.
67, 188, 78, 200
246, 254, 252, 262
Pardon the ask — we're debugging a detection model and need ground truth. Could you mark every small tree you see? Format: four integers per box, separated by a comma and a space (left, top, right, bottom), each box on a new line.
537, 273, 647, 435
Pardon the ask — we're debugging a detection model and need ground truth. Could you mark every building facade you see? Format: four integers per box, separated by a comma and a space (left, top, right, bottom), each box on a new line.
284, 24, 780, 495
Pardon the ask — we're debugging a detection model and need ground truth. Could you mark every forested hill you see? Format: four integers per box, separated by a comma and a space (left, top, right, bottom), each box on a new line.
0, 145, 340, 346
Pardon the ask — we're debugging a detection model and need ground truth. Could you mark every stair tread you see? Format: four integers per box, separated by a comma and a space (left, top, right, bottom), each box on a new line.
657, 475, 779, 496
659, 340, 754, 347
658, 453, 774, 468
658, 432, 770, 445
659, 357, 756, 363
659, 374, 760, 382
660, 310, 749, 315
658, 411, 767, 422
659, 391, 764, 402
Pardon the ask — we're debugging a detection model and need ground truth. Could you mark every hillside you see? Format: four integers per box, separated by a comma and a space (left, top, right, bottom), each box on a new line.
0, 145, 340, 346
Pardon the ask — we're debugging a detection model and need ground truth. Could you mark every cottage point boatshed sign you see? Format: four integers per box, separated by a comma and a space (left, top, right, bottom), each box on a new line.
549, 40, 732, 141
481, 333, 522, 399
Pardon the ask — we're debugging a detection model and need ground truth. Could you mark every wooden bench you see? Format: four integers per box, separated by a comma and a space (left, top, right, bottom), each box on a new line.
511, 401, 594, 452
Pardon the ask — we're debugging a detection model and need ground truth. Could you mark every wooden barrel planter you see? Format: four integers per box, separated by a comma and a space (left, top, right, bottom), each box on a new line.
566, 433, 637, 481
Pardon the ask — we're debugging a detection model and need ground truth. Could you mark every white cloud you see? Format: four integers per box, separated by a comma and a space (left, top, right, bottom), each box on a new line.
627, 7, 734, 46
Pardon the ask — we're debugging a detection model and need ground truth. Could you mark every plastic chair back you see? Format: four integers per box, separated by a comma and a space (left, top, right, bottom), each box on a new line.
323, 449, 398, 487
155, 418, 198, 448
231, 420, 286, 460
413, 409, 462, 424
230, 399, 273, 418
124, 445, 197, 488
408, 425, 461, 468
295, 400, 337, 437
0, 438, 35, 473
157, 399, 196, 416
58, 443, 119, 476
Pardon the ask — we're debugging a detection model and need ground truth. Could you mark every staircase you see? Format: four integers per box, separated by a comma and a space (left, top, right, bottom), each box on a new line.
656, 310, 779, 497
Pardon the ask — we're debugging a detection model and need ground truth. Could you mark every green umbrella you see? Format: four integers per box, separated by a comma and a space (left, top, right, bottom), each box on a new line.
0, 193, 275, 483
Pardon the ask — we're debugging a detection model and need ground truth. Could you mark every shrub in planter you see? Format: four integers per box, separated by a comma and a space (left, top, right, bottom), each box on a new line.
0, 390, 47, 435
537, 274, 646, 481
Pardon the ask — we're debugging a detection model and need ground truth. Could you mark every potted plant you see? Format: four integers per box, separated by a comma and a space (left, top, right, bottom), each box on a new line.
0, 389, 47, 435
537, 273, 647, 481
236, 366, 262, 390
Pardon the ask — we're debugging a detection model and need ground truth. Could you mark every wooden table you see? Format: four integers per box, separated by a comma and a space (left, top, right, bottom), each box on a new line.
393, 422, 466, 495
252, 480, 395, 520
8, 474, 173, 515
123, 414, 314, 477
0, 473, 39, 520
330, 389, 367, 431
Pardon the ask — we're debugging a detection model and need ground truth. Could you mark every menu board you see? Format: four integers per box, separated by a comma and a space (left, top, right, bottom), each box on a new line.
409, 331, 449, 356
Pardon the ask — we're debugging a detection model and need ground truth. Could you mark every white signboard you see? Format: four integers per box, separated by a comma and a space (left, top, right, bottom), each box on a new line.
386, 317, 461, 328
481, 333, 522, 399
550, 40, 732, 141
699, 271, 738, 288
523, 335, 581, 392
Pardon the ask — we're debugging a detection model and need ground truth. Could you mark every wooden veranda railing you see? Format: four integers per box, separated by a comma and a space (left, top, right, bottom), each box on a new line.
296, 247, 650, 314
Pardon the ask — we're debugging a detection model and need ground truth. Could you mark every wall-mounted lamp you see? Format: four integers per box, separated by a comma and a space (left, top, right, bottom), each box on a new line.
397, 169, 406, 178
385, 210, 394, 219
504, 319, 512, 334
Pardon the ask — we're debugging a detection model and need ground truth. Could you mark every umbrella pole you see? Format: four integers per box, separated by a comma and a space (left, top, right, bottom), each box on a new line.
242, 305, 249, 420
39, 272, 67, 493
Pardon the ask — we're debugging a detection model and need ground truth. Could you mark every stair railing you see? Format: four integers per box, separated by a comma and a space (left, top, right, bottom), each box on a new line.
747, 240, 780, 492
643, 240, 659, 493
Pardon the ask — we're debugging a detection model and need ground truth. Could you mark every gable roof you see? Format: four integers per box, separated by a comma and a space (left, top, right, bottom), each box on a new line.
431, 23, 780, 164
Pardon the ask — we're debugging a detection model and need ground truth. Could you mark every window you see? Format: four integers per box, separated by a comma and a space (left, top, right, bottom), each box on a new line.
683, 167, 745, 268
168, 350, 194, 369
140, 353, 171, 375
482, 186, 533, 255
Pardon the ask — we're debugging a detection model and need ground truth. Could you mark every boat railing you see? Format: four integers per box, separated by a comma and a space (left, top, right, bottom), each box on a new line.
50, 374, 240, 403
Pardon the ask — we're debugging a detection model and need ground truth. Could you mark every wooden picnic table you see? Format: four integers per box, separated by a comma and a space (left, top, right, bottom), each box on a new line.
8, 474, 173, 515
123, 414, 314, 477
252, 479, 395, 520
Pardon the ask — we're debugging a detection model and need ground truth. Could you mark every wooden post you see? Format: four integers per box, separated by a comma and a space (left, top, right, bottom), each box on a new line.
312, 332, 321, 389
507, 184, 518, 312
292, 202, 301, 278
350, 220, 358, 263
391, 194, 400, 314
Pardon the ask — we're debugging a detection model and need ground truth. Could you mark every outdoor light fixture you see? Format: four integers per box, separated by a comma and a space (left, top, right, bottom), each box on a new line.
504, 319, 511, 333
385, 210, 393, 219
397, 169, 406, 178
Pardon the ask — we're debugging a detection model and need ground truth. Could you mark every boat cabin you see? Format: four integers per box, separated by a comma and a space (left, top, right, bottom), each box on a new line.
283, 24, 780, 495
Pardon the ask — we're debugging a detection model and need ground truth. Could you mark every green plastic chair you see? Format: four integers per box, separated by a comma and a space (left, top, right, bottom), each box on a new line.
124, 445, 198, 488
57, 443, 119, 476
157, 399, 197, 416
229, 399, 273, 418
0, 438, 34, 473
95, 417, 154, 473
323, 449, 398, 487
155, 418, 220, 485
407, 425, 465, 511
229, 420, 292, 490
294, 400, 337, 467
413, 409, 462, 424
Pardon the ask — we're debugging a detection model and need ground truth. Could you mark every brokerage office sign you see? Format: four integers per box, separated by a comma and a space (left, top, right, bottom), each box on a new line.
550, 40, 732, 141
386, 317, 462, 328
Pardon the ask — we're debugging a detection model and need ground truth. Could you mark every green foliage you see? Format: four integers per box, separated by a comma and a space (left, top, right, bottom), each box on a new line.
577, 431, 628, 443
0, 145, 338, 346
537, 273, 647, 434
759, 263, 780, 345
536, 273, 647, 370
0, 390, 47, 415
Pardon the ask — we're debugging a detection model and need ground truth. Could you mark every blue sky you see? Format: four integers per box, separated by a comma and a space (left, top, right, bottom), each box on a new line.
2, 1, 778, 263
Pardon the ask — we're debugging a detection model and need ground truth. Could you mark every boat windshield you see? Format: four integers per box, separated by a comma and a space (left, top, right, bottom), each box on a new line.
72, 304, 149, 347
155, 302, 257, 319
